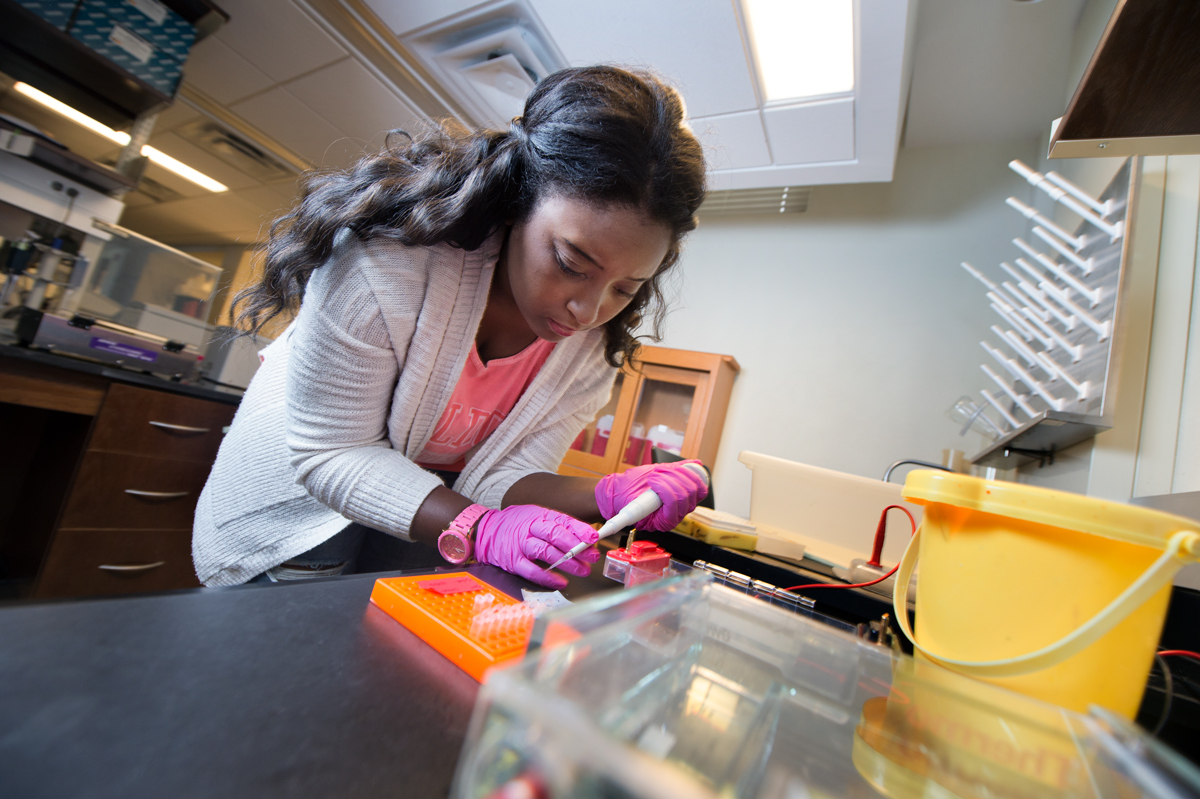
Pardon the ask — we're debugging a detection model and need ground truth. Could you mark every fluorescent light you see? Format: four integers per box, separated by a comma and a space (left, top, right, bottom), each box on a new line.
142, 146, 227, 193
14, 82, 130, 145
741, 0, 855, 102
12, 82, 228, 192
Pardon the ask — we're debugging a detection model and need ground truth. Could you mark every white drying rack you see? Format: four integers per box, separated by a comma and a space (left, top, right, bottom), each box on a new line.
959, 158, 1137, 468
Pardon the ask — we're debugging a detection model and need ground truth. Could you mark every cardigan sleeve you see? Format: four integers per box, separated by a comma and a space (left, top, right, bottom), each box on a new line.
284, 243, 444, 541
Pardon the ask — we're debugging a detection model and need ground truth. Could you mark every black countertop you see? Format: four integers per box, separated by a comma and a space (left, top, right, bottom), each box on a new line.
0, 564, 618, 798
0, 341, 243, 405
4, 553, 1198, 795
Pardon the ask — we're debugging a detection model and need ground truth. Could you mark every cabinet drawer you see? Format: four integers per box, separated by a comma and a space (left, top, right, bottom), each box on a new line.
59, 451, 210, 530
88, 383, 237, 462
35, 528, 200, 598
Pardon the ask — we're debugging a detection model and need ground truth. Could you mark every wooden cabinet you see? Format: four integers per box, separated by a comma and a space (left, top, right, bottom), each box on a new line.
0, 351, 239, 601
31, 382, 237, 598
559, 346, 739, 477
34, 528, 198, 597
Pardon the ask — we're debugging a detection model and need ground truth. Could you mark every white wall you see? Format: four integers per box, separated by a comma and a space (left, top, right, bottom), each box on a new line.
1136, 156, 1200, 497
659, 138, 1042, 517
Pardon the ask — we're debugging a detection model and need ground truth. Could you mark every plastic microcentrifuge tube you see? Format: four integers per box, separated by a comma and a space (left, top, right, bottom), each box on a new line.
469, 601, 535, 640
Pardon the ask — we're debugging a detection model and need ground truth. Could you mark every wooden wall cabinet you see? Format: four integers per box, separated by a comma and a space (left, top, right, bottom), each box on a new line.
559, 346, 740, 477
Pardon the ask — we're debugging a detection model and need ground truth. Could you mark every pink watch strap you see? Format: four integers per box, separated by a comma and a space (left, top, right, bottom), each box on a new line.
449, 503, 489, 537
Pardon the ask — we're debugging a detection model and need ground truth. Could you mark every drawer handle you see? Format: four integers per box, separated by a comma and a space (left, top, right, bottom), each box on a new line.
148, 421, 211, 434
99, 562, 165, 573
125, 489, 191, 499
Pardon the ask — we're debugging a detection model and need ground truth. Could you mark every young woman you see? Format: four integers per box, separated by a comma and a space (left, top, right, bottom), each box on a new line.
192, 66, 710, 590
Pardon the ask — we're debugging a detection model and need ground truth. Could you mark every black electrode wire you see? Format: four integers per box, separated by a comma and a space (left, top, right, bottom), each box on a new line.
1151, 654, 1173, 737
1177, 675, 1200, 702
53, 191, 78, 242
882, 460, 955, 483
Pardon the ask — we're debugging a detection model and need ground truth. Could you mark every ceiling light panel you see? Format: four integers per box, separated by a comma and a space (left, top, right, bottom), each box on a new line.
741, 0, 855, 102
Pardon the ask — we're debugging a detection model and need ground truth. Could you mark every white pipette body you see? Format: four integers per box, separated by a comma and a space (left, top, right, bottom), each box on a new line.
545, 462, 708, 572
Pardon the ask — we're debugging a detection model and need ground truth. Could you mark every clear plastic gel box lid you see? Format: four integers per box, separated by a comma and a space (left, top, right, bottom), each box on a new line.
451, 571, 1199, 799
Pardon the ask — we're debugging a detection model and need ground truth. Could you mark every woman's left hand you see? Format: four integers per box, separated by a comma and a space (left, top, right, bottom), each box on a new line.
595, 460, 709, 531
474, 505, 600, 589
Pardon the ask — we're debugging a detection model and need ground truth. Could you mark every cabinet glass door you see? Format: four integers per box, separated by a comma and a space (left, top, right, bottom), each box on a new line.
559, 370, 645, 476
567, 372, 625, 461
621, 364, 709, 469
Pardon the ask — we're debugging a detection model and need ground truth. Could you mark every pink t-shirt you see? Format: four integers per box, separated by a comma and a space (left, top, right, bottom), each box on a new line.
417, 338, 557, 472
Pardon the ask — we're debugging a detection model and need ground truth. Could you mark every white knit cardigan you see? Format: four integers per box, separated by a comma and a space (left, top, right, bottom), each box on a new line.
192, 232, 616, 587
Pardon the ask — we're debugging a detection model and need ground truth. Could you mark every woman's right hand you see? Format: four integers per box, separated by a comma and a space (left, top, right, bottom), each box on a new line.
475, 505, 600, 589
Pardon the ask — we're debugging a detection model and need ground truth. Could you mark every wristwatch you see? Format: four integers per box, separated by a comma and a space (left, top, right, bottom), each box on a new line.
437, 504, 489, 565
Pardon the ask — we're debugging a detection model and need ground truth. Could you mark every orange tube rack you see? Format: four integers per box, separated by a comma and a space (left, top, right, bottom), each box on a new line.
369, 572, 532, 682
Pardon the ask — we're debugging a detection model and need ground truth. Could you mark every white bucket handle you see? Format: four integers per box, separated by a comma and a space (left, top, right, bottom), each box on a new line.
892, 527, 1200, 678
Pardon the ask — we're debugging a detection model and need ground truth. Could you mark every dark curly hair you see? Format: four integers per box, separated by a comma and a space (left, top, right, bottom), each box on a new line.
233, 65, 706, 367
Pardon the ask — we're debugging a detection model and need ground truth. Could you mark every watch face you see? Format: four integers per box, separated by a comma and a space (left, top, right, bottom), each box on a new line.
439, 532, 469, 563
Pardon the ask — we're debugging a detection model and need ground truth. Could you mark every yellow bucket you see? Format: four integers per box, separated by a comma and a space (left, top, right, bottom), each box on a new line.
893, 471, 1200, 718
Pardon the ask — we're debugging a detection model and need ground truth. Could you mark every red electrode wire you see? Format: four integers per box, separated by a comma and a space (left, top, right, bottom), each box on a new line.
1158, 650, 1200, 663
784, 504, 917, 593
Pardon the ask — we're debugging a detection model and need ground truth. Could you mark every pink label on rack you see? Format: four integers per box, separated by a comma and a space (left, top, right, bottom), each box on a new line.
418, 575, 481, 595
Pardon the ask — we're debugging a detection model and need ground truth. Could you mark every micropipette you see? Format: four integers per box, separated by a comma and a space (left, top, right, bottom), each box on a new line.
545, 462, 709, 572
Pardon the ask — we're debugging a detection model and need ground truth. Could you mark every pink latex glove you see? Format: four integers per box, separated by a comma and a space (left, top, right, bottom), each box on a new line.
475, 505, 600, 589
595, 460, 709, 532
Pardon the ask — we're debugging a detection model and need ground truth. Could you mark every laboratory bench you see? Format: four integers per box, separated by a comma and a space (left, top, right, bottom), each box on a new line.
0, 563, 610, 799
0, 342, 241, 601
1, 554, 1198, 798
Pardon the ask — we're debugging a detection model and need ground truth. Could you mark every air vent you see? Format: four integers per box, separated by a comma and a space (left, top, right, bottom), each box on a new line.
402, 0, 565, 128
698, 187, 810, 217
175, 120, 297, 182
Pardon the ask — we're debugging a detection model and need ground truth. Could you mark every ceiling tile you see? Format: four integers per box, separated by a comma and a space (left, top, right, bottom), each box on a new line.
284, 58, 422, 146
214, 0, 348, 84
362, 0, 482, 37
146, 131, 264, 191
319, 139, 381, 170
181, 36, 274, 105
120, 191, 276, 244
150, 102, 203, 135
534, 0, 760, 119
229, 87, 347, 168
236, 184, 301, 223
119, 192, 156, 209
690, 111, 771, 171
763, 98, 856, 165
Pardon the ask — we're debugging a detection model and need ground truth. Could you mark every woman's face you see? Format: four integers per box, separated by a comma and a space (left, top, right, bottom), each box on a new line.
502, 193, 673, 342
